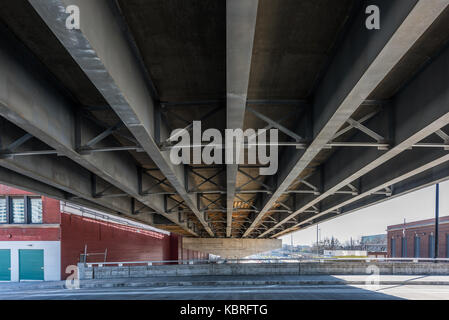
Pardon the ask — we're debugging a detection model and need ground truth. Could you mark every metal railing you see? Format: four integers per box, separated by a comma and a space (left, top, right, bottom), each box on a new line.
83, 259, 210, 267
80, 245, 108, 264
82, 257, 449, 268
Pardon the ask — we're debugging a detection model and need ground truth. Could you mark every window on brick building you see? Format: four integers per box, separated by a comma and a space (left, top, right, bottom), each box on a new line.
414, 236, 420, 258
11, 197, 25, 224
401, 237, 407, 257
391, 238, 396, 257
29, 197, 42, 224
429, 234, 435, 258
0, 196, 43, 224
446, 234, 449, 258
0, 198, 6, 223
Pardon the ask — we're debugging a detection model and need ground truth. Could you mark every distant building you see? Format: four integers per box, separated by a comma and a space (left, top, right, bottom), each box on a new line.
297, 245, 312, 252
323, 250, 367, 257
360, 234, 387, 252
387, 216, 449, 258
367, 251, 387, 258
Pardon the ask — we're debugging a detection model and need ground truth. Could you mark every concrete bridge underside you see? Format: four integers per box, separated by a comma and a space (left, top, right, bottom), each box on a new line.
0, 0, 449, 256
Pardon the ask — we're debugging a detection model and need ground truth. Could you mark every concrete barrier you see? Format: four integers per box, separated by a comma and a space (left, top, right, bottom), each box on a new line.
299, 261, 449, 275
182, 238, 282, 259
78, 261, 449, 280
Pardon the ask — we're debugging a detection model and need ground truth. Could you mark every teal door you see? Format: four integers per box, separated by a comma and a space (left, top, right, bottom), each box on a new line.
0, 250, 11, 281
19, 249, 44, 281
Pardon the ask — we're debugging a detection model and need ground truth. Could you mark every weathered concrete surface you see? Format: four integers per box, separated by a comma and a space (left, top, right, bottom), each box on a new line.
182, 238, 281, 258
1, 1, 449, 241
80, 262, 449, 280
225, 0, 259, 237
29, 0, 212, 236
299, 261, 449, 275
4, 275, 449, 292
3, 283, 449, 300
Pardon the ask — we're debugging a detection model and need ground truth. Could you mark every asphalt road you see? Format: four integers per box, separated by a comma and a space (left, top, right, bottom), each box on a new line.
1, 284, 449, 300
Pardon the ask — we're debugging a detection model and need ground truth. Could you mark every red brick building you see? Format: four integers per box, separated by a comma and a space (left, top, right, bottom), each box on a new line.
0, 184, 206, 281
387, 216, 449, 258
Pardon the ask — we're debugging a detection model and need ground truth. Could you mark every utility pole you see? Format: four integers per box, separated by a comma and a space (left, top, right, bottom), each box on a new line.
316, 224, 319, 256
435, 183, 439, 260
290, 234, 293, 254
403, 218, 406, 237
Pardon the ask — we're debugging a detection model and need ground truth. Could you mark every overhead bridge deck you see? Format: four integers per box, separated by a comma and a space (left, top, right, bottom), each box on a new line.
0, 0, 448, 254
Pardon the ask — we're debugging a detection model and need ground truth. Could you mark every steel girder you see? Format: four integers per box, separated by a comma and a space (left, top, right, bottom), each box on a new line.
0, 119, 161, 226
262, 35, 449, 237
226, 0, 259, 237
275, 157, 449, 238
28, 0, 210, 236
244, 0, 449, 237
0, 15, 197, 236
0, 163, 122, 216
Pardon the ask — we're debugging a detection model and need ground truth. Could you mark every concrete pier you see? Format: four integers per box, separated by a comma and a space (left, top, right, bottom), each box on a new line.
182, 238, 282, 259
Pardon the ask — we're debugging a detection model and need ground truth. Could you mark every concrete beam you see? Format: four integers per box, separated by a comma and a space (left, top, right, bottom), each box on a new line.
182, 238, 281, 259
244, 0, 449, 237
262, 21, 449, 237
226, 0, 259, 237
0, 165, 123, 217
0, 117, 160, 225
28, 0, 212, 236
0, 12, 196, 236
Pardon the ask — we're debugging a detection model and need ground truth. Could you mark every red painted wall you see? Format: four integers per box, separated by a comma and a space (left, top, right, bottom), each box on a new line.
42, 197, 61, 224
180, 247, 208, 260
0, 185, 60, 224
61, 213, 172, 278
0, 227, 60, 241
0, 184, 209, 280
0, 185, 60, 241
0, 185, 33, 196
60, 213, 208, 279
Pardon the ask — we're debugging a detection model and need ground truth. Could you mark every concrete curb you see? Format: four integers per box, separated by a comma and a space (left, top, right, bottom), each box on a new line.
78, 279, 449, 289
2, 277, 449, 291
82, 262, 449, 280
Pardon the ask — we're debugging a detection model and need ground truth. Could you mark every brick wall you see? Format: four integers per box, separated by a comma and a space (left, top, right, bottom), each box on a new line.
0, 185, 60, 241
0, 184, 209, 280
60, 213, 208, 279
387, 217, 449, 258
0, 185, 33, 196
42, 197, 61, 224
0, 227, 60, 241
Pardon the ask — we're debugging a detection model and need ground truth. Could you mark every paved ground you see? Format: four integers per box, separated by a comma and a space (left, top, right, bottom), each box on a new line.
1, 284, 449, 300
1, 275, 449, 299
2, 274, 449, 290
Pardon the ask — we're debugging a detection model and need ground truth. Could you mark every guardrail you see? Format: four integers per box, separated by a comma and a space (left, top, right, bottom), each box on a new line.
83, 257, 449, 268
84, 259, 210, 267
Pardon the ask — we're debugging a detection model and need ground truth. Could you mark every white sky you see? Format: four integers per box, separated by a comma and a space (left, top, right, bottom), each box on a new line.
280, 180, 449, 246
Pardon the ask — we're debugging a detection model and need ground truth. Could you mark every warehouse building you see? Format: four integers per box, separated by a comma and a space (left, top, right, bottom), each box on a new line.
387, 216, 449, 258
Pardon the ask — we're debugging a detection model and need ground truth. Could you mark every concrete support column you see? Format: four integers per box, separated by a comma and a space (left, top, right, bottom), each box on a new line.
182, 238, 281, 259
